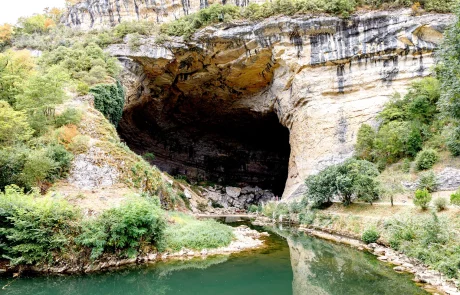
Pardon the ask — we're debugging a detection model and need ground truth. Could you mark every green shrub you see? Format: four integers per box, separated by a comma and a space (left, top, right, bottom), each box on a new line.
142, 152, 155, 161
68, 135, 90, 154
299, 209, 316, 225
362, 228, 380, 244
414, 188, 432, 210
248, 204, 259, 213
20, 149, 58, 189
402, 158, 411, 173
417, 171, 438, 192
288, 200, 303, 213
433, 197, 448, 211
45, 143, 73, 179
385, 213, 457, 278
274, 203, 289, 218
450, 191, 460, 206
54, 108, 82, 128
415, 149, 439, 170
0, 185, 79, 265
262, 201, 277, 218
113, 21, 155, 38
164, 213, 234, 251
76, 197, 165, 259
90, 81, 125, 127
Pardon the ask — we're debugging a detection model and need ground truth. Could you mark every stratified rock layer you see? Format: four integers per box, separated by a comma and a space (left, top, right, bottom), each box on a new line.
109, 10, 453, 198
64, 0, 263, 28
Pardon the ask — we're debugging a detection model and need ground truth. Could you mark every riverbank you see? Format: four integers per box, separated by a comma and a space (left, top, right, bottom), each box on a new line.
253, 212, 460, 295
0, 225, 267, 276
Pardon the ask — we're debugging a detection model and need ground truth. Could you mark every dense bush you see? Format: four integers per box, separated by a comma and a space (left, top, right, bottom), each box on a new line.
299, 209, 317, 225
76, 197, 166, 259
0, 101, 33, 146
433, 197, 448, 211
54, 108, 82, 128
164, 213, 234, 251
304, 158, 380, 206
415, 149, 439, 170
417, 171, 438, 192
0, 185, 79, 265
90, 81, 125, 127
362, 228, 380, 244
356, 77, 441, 167
413, 188, 432, 210
385, 213, 458, 278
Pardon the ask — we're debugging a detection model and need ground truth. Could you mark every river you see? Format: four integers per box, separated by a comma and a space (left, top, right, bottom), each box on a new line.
0, 223, 427, 295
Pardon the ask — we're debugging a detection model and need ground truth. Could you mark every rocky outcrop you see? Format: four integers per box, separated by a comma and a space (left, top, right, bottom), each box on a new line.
203, 185, 275, 209
403, 167, 460, 191
109, 10, 453, 199
64, 0, 264, 29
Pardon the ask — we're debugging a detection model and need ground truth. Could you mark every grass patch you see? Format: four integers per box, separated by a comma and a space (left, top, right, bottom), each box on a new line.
164, 213, 234, 251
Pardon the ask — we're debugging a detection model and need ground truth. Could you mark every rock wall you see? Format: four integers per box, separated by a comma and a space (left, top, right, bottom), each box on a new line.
64, 0, 263, 29
108, 9, 453, 199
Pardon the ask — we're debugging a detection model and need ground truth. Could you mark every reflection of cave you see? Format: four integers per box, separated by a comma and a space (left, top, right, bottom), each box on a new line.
118, 99, 290, 196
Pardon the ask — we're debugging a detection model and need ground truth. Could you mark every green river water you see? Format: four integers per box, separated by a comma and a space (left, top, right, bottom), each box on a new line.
0, 224, 427, 295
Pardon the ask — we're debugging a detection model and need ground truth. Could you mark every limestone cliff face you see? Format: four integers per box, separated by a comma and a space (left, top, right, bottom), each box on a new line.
64, 0, 262, 28
109, 9, 453, 198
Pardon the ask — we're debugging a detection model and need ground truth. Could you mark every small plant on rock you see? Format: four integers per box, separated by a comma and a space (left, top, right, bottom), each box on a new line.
414, 188, 432, 210
362, 227, 380, 244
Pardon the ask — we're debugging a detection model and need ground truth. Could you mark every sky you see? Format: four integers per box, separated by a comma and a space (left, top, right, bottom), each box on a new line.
0, 0, 66, 24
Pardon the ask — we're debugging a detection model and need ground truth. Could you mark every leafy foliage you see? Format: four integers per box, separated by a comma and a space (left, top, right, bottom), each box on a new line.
0, 101, 33, 146
90, 81, 125, 127
76, 197, 166, 260
450, 190, 460, 206
356, 77, 441, 166
0, 185, 78, 265
362, 228, 380, 244
413, 188, 432, 210
0, 49, 35, 105
304, 159, 380, 206
417, 171, 438, 192
385, 213, 459, 278
415, 149, 439, 170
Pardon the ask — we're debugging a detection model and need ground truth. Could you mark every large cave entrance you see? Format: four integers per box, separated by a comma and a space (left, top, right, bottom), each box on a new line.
118, 100, 290, 196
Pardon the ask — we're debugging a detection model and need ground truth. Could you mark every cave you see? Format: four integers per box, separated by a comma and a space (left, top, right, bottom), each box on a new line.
118, 97, 290, 196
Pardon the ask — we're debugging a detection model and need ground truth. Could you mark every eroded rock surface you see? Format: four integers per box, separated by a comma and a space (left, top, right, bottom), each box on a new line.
109, 10, 453, 198
64, 0, 263, 29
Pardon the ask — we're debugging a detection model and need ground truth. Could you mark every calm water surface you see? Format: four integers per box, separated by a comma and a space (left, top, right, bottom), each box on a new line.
0, 224, 427, 295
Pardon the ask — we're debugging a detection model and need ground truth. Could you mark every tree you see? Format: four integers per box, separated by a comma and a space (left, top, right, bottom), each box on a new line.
0, 50, 35, 105
304, 159, 380, 207
0, 23, 13, 48
15, 66, 69, 118
0, 101, 33, 146
438, 8, 460, 155
355, 124, 376, 161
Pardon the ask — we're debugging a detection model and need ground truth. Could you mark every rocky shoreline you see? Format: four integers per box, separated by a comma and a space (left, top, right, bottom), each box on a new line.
253, 216, 460, 295
0, 225, 267, 276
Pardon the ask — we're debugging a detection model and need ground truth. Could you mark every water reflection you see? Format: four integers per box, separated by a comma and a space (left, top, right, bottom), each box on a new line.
271, 226, 427, 295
